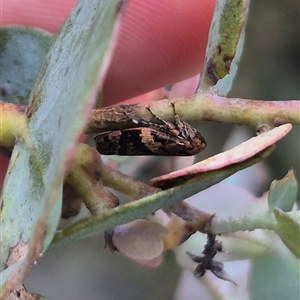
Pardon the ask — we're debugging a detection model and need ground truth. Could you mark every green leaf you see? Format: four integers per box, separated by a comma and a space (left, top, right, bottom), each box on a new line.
0, 27, 52, 104
0, 0, 124, 296
249, 250, 300, 300
274, 208, 300, 258
268, 169, 297, 212
200, 0, 249, 95
51, 146, 274, 247
151, 124, 291, 189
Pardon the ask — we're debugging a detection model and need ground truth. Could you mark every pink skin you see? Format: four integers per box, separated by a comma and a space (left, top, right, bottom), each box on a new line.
0, 0, 215, 188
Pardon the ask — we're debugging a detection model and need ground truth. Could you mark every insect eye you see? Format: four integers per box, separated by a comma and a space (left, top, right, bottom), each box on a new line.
188, 132, 195, 139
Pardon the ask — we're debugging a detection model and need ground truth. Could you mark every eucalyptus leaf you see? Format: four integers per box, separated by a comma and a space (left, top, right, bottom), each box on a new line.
249, 251, 300, 300
0, 27, 52, 104
151, 124, 291, 189
274, 208, 300, 259
268, 169, 297, 212
52, 146, 273, 247
0, 0, 125, 296
199, 0, 249, 95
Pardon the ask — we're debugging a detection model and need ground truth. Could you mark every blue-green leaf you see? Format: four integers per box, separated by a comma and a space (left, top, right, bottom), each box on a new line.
0, 27, 52, 104
274, 208, 300, 258
0, 0, 125, 296
200, 0, 249, 95
249, 250, 300, 300
268, 169, 297, 212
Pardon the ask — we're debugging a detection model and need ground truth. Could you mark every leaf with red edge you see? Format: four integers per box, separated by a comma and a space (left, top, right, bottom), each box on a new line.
0, 0, 125, 296
150, 124, 292, 189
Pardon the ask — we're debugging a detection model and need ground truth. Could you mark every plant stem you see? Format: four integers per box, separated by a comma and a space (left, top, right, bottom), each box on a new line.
173, 205, 279, 235
209, 211, 277, 233
86, 91, 300, 133
101, 162, 160, 199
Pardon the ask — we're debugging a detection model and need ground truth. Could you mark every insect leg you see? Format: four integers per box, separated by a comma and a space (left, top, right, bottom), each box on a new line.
170, 102, 180, 122
123, 111, 149, 126
146, 106, 170, 126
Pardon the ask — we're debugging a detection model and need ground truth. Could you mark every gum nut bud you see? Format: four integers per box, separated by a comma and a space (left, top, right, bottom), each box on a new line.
112, 219, 169, 260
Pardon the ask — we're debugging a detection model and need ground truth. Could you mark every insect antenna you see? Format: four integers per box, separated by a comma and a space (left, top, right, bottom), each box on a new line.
146, 106, 170, 125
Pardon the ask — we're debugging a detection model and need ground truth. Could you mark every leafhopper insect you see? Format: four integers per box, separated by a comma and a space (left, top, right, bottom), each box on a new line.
94, 103, 206, 156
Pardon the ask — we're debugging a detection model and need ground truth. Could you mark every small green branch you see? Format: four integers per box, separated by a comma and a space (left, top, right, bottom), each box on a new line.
170, 204, 277, 235
172, 204, 297, 241
66, 144, 119, 215
101, 163, 160, 199
200, 93, 300, 128
170, 202, 213, 232
1, 95, 298, 147
86, 92, 300, 133
209, 211, 277, 234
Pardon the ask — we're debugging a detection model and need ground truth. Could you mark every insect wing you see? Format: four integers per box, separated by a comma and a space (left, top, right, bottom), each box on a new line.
95, 126, 205, 156
94, 128, 163, 155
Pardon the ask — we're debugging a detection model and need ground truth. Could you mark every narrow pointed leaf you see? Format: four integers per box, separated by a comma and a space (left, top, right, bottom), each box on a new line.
150, 124, 292, 189
200, 0, 249, 95
52, 145, 273, 247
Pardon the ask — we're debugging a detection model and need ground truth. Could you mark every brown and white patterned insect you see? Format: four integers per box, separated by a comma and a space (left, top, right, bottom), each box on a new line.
94, 103, 206, 156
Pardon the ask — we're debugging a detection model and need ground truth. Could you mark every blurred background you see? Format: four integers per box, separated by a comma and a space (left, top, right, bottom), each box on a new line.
22, 0, 299, 299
